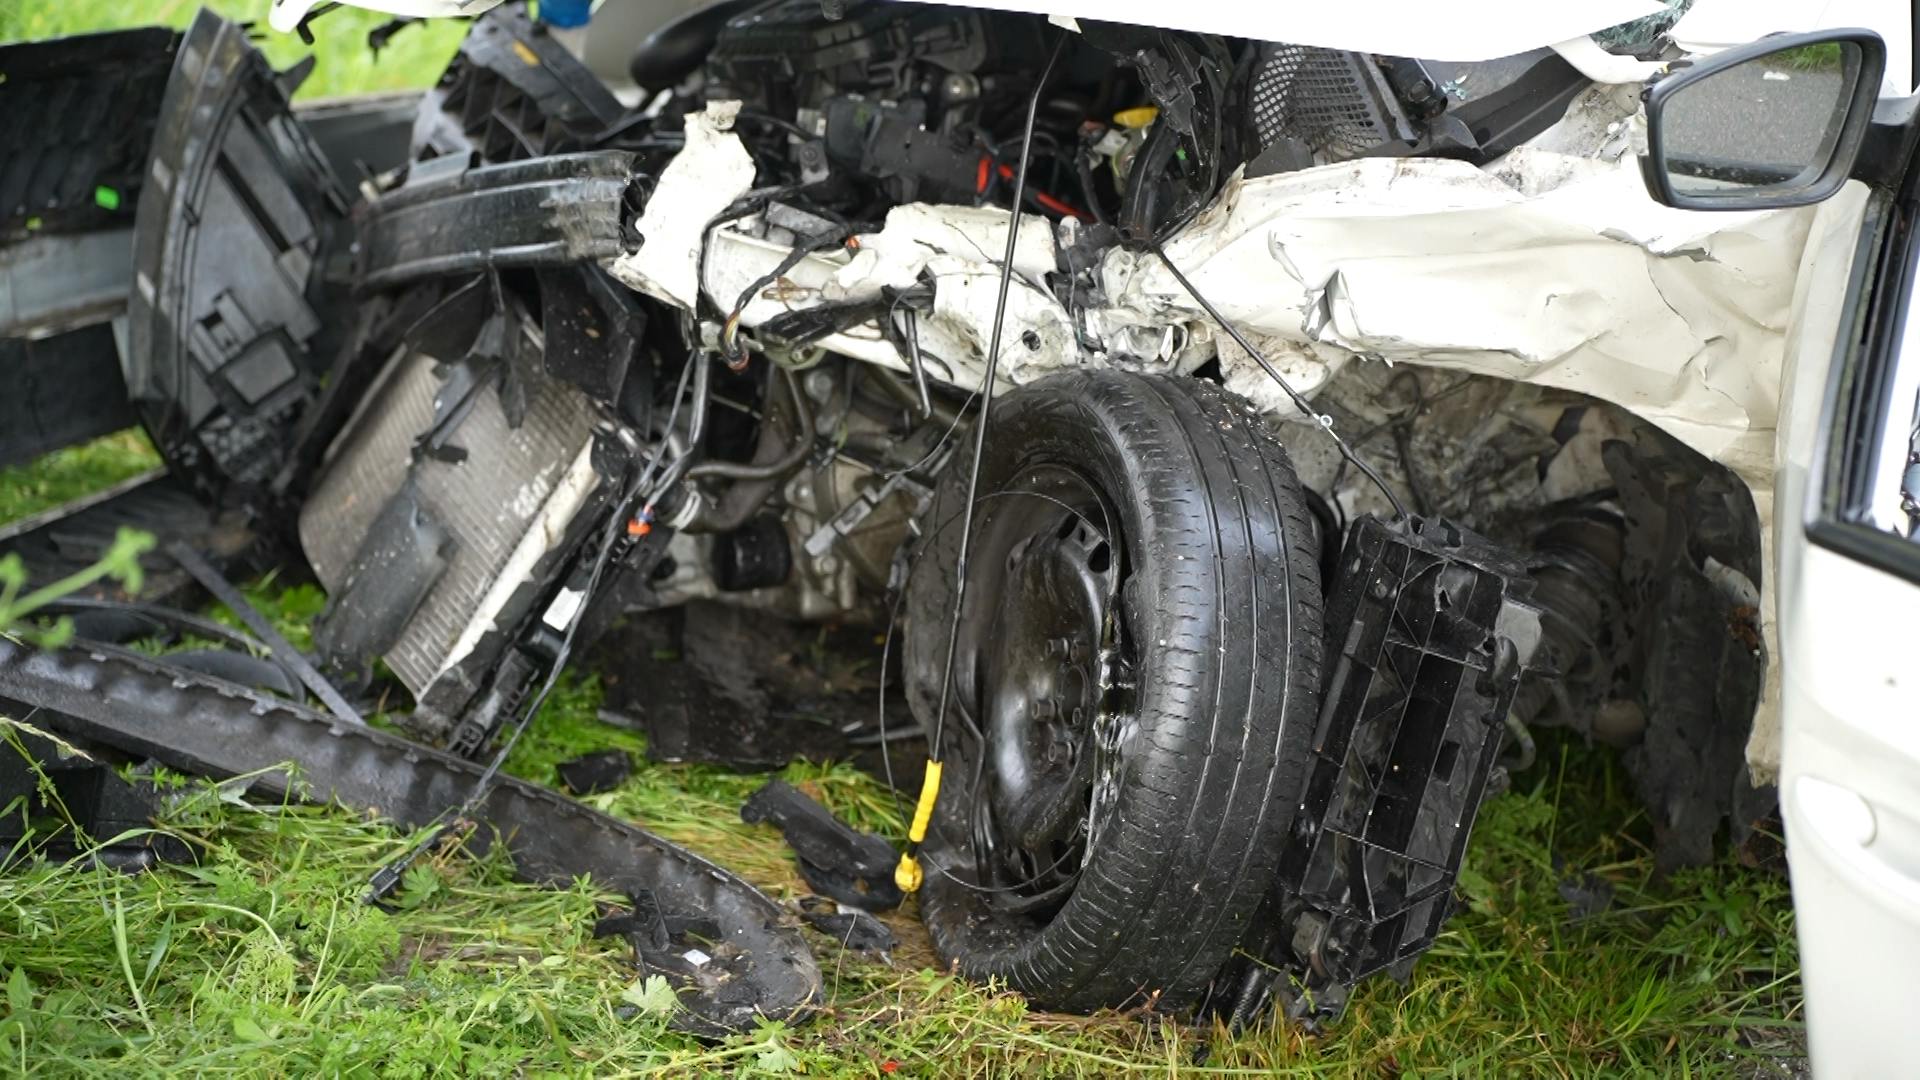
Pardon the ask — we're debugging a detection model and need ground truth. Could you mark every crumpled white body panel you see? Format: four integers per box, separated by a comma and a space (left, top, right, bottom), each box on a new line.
611, 96, 1812, 492
607, 118, 1077, 392
1104, 151, 1814, 491
609, 103, 757, 309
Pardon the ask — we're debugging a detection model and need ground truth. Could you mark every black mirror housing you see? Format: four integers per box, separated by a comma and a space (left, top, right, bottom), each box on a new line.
1641, 29, 1886, 211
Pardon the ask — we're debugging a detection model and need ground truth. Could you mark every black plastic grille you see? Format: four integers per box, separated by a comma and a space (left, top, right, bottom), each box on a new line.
1250, 45, 1397, 162
0, 28, 179, 241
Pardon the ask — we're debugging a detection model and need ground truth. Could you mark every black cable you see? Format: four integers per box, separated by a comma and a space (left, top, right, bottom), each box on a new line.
1144, 240, 1410, 521
884, 32, 1069, 895
926, 32, 1067, 760
735, 109, 815, 141
292, 1, 343, 44
878, 489, 1117, 897
720, 226, 850, 363
1074, 143, 1111, 228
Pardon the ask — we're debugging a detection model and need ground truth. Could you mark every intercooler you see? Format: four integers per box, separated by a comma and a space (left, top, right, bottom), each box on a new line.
299, 329, 600, 715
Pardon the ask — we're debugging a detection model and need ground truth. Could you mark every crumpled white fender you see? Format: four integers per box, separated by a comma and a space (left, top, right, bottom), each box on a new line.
1102, 151, 1813, 491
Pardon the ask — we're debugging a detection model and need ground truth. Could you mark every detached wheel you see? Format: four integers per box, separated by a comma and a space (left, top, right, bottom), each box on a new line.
903, 370, 1324, 1012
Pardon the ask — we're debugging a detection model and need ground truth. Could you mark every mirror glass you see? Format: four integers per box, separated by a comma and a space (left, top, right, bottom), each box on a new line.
1660, 41, 1864, 200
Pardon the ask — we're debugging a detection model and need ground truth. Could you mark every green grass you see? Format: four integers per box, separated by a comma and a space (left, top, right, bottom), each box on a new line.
0, 5, 1805, 1076
0, 1, 466, 100
0, 430, 161, 528
1, 683, 1804, 1077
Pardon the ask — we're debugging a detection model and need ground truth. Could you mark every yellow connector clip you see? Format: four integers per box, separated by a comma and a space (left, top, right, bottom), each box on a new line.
893, 759, 944, 893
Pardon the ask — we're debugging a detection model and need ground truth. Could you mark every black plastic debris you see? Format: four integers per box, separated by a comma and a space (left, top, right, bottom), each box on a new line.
1557, 869, 1616, 921
795, 896, 897, 956
741, 779, 903, 912
591, 887, 776, 1025
312, 480, 455, 681
0, 639, 822, 1036
0, 27, 179, 243
0, 731, 191, 873
1209, 515, 1541, 1025
595, 605, 912, 774
168, 541, 365, 727
596, 887, 723, 966
558, 749, 633, 796
411, 3, 626, 163
127, 11, 351, 501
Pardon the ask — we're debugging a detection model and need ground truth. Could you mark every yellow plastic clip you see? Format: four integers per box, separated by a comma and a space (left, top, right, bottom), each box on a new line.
1113, 105, 1160, 129
893, 759, 944, 893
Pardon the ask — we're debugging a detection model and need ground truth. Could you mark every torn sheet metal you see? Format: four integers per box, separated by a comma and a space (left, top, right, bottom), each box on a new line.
610, 119, 1076, 391
610, 102, 754, 310
619, 89, 1812, 484
1103, 151, 1814, 494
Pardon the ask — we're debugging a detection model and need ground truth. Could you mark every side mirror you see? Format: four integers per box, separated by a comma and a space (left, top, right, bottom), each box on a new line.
1642, 29, 1886, 210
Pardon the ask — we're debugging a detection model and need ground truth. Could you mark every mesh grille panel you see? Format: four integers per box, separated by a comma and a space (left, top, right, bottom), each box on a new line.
1251, 46, 1397, 162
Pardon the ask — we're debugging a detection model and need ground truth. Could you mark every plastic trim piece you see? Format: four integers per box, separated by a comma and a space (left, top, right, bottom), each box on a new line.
126, 10, 351, 498
1209, 515, 1540, 1025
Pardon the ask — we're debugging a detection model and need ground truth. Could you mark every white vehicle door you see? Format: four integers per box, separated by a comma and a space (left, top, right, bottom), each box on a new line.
1776, 141, 1920, 1077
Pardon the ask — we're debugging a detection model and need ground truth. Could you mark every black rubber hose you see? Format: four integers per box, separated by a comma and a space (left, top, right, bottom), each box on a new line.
1075, 146, 1111, 227
690, 475, 783, 536
686, 366, 815, 482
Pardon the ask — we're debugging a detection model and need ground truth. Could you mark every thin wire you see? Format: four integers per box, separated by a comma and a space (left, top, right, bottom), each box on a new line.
1145, 240, 1410, 521
925, 31, 1068, 761
877, 486, 1116, 896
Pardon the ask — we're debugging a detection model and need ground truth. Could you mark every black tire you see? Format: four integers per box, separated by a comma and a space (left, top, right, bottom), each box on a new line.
902, 369, 1324, 1013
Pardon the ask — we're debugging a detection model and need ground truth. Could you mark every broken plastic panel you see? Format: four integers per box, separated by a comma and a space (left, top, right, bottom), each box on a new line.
1212, 515, 1540, 1024
0, 639, 822, 1036
0, 731, 193, 874
356, 151, 636, 290
410, 3, 625, 164
126, 11, 351, 500
0, 27, 178, 243
741, 779, 904, 912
